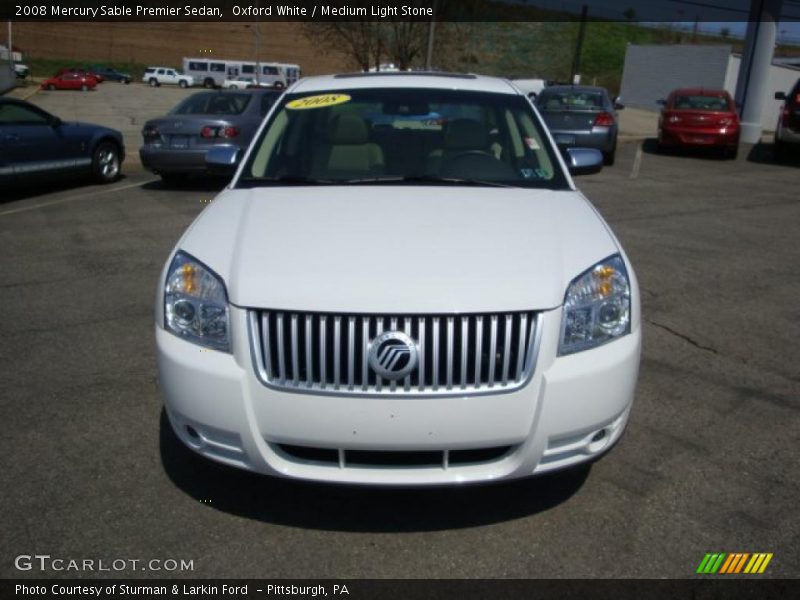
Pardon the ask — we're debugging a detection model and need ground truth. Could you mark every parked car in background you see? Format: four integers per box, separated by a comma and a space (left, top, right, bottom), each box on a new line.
222, 76, 256, 90
143, 67, 194, 88
40, 73, 98, 91
535, 85, 622, 165
657, 88, 740, 159
139, 89, 281, 182
56, 67, 104, 83
87, 65, 132, 84
0, 97, 124, 189
14, 63, 30, 79
774, 78, 800, 160
155, 72, 641, 485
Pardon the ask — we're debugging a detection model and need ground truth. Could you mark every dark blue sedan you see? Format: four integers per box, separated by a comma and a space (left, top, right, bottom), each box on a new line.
0, 98, 125, 189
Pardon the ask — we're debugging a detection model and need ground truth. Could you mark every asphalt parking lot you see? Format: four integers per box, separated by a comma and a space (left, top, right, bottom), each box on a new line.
1, 84, 799, 579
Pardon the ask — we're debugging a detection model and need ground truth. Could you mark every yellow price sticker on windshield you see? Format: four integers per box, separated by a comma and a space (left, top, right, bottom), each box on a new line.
286, 94, 351, 110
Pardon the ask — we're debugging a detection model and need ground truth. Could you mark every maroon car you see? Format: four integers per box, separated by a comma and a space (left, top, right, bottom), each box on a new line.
657, 88, 740, 159
55, 67, 105, 83
41, 73, 98, 91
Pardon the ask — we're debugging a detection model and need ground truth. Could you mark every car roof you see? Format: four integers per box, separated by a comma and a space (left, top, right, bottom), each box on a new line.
291, 72, 521, 95
671, 88, 730, 96
540, 85, 607, 94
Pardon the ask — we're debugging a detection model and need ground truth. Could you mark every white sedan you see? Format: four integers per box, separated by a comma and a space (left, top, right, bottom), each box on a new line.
221, 76, 257, 90
155, 72, 641, 486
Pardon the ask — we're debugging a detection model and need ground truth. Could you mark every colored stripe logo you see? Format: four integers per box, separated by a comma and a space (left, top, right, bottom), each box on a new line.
696, 552, 773, 574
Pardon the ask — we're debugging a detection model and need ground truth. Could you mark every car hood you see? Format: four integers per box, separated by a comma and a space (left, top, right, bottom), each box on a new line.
177, 186, 619, 313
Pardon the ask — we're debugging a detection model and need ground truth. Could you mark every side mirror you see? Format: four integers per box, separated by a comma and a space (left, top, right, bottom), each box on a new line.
50, 116, 63, 128
657, 99, 666, 106
774, 91, 786, 101
206, 145, 241, 176
614, 101, 625, 110
565, 147, 603, 176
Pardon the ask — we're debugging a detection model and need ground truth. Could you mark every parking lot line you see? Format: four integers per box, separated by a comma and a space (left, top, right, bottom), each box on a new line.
630, 142, 643, 179
0, 178, 156, 218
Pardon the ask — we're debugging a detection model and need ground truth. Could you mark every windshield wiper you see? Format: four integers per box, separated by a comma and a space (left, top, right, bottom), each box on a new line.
340, 175, 516, 188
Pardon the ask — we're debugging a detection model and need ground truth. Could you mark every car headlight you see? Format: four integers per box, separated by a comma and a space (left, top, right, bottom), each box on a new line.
558, 254, 631, 355
164, 251, 231, 352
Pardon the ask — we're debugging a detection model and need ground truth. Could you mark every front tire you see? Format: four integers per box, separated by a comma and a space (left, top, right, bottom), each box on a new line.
149, 78, 158, 87
179, 80, 188, 89
92, 142, 121, 184
80, 84, 88, 92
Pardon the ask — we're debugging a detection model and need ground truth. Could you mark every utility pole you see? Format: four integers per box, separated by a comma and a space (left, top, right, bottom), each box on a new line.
7, 21, 13, 75
570, 5, 588, 84
425, 0, 438, 70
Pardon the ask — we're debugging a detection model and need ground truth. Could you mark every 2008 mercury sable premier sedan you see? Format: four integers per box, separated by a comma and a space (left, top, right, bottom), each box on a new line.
155, 72, 641, 486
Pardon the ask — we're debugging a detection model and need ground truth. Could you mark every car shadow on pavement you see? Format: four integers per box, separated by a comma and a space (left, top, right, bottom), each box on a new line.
640, 137, 735, 161
1, 174, 132, 204
141, 177, 231, 192
745, 141, 800, 167
159, 410, 590, 532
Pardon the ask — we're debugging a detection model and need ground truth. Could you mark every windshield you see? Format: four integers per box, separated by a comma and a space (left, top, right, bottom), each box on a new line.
171, 92, 252, 115
238, 88, 568, 189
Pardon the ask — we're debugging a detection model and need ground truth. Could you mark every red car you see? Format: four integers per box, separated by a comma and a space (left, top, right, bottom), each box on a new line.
41, 73, 98, 91
657, 88, 740, 159
55, 67, 104, 83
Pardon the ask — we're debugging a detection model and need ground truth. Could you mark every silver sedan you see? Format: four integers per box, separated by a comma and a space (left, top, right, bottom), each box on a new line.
535, 85, 623, 166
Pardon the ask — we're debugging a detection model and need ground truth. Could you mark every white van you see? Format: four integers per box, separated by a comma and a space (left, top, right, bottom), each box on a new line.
512, 78, 548, 100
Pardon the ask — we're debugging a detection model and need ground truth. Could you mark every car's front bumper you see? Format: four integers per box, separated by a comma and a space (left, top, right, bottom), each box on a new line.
775, 122, 800, 145
157, 305, 640, 485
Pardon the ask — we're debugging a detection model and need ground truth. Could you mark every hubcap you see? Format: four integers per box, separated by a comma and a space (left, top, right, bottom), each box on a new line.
98, 150, 119, 178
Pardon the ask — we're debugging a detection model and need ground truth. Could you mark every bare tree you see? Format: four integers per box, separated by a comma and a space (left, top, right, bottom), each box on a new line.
303, 21, 385, 72
388, 20, 427, 70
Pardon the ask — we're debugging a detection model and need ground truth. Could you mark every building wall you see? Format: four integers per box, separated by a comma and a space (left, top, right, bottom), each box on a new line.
619, 44, 732, 110
0, 61, 14, 94
10, 22, 349, 76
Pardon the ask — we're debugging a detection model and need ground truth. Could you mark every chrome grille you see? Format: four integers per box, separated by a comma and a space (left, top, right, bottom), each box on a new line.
249, 310, 539, 397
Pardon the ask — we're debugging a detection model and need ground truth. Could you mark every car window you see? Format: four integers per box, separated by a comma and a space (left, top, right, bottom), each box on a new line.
171, 92, 253, 115
673, 94, 731, 111
537, 90, 604, 110
241, 87, 567, 189
0, 103, 51, 125
260, 93, 278, 116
